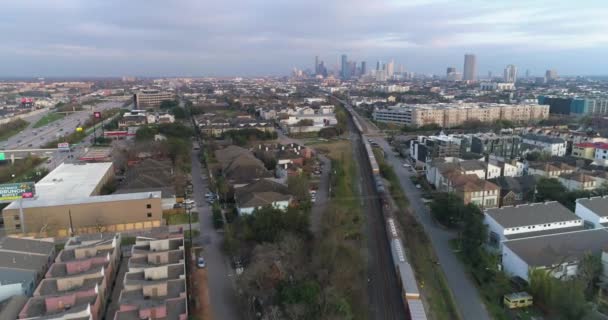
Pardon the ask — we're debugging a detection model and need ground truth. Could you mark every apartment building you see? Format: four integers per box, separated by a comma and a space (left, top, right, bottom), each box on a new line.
409, 134, 467, 168
470, 133, 522, 160
18, 234, 120, 320
134, 90, 174, 108
522, 134, 567, 156
484, 202, 584, 250
115, 236, 187, 320
372, 103, 549, 128
575, 196, 608, 229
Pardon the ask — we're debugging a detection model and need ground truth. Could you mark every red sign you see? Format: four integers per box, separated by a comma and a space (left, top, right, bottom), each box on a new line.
94, 111, 101, 119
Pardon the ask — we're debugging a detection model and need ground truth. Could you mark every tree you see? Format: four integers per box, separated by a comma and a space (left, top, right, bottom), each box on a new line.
170, 106, 186, 119
577, 252, 602, 298
288, 175, 311, 202
296, 119, 314, 126
460, 204, 488, 266
535, 177, 567, 202
160, 99, 178, 109
135, 125, 157, 141
430, 193, 465, 227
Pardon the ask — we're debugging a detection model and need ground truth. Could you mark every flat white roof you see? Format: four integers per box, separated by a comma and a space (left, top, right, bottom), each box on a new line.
5, 162, 114, 209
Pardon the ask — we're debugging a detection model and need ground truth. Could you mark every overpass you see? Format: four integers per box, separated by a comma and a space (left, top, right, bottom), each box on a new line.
0, 148, 60, 164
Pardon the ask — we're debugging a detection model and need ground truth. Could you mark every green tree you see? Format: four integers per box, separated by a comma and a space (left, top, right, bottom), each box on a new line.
288, 175, 311, 202
535, 177, 567, 202
577, 252, 602, 298
170, 106, 186, 119
460, 204, 488, 266
249, 206, 285, 243
160, 99, 178, 109
430, 193, 465, 227
135, 125, 157, 141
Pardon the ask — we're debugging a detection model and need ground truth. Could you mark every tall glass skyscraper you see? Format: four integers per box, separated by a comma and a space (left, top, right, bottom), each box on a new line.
341, 54, 348, 79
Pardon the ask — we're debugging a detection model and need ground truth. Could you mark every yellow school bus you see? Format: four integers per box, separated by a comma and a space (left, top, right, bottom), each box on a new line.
503, 292, 533, 309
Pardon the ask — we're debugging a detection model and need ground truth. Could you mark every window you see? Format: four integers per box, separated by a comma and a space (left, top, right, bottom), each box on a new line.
13, 215, 19, 221
146, 204, 152, 209
147, 213, 152, 218
15, 224, 21, 229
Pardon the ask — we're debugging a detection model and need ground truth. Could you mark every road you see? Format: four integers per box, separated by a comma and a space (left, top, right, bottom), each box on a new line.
190, 148, 241, 320
372, 137, 491, 320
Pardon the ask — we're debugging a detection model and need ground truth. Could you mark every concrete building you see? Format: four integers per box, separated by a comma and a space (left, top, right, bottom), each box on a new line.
409, 134, 467, 168
503, 64, 517, 83
471, 133, 522, 160
372, 103, 549, 128
479, 82, 515, 91
558, 173, 598, 191
115, 236, 187, 320
527, 162, 575, 178
575, 196, 608, 229
521, 134, 567, 156
18, 234, 121, 320
484, 202, 584, 250
0, 237, 55, 302
2, 163, 163, 237
134, 90, 174, 108
463, 54, 477, 81
502, 229, 608, 282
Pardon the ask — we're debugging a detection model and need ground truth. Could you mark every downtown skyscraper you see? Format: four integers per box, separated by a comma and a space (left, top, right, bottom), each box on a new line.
341, 54, 348, 79
463, 53, 477, 81
504, 64, 517, 83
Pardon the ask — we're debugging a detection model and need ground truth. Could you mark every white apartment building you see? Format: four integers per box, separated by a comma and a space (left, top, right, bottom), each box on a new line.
521, 134, 567, 156
575, 196, 608, 229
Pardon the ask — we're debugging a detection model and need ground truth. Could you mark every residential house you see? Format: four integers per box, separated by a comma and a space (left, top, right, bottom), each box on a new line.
502, 229, 608, 281
451, 174, 500, 208
521, 134, 567, 156
527, 162, 575, 177
215, 146, 273, 188
572, 142, 599, 160
489, 158, 524, 177
558, 172, 598, 191
426, 158, 499, 190
484, 202, 584, 250
234, 179, 293, 215
575, 196, 608, 229
490, 175, 540, 206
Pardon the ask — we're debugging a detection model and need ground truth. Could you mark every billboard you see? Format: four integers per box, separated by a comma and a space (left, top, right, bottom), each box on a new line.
0, 182, 36, 203
58, 142, 70, 151
94, 111, 101, 119
0, 153, 5, 161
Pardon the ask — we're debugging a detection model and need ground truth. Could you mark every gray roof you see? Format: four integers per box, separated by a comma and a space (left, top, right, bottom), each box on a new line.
0, 268, 37, 286
0, 252, 49, 272
0, 295, 28, 319
522, 134, 565, 144
577, 196, 608, 217
504, 225, 587, 240
0, 237, 55, 256
503, 229, 608, 267
485, 202, 579, 228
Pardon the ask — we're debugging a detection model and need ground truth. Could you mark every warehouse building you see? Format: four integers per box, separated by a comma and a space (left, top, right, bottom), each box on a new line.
2, 163, 162, 237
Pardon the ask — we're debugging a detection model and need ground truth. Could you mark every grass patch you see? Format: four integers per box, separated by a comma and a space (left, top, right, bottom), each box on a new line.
313, 140, 368, 319
164, 212, 199, 225
0, 119, 28, 141
184, 230, 200, 241
33, 112, 65, 128
375, 149, 461, 320
121, 236, 136, 246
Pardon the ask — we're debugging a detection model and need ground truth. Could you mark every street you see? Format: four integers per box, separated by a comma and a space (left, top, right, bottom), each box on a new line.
372, 137, 491, 320
190, 148, 241, 320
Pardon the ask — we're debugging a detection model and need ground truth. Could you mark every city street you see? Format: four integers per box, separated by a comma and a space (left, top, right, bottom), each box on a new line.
372, 137, 491, 320
190, 148, 241, 320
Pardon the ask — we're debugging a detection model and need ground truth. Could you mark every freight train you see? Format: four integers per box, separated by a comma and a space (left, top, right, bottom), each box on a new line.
344, 101, 428, 320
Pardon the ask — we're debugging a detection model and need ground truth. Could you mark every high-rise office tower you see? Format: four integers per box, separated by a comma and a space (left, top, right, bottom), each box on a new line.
315, 56, 319, 75
349, 61, 357, 78
504, 64, 517, 83
387, 59, 395, 77
545, 69, 558, 81
376, 61, 380, 71
361, 61, 366, 76
463, 54, 477, 81
446, 67, 456, 76
341, 54, 348, 79
488, 71, 492, 79
525, 69, 530, 78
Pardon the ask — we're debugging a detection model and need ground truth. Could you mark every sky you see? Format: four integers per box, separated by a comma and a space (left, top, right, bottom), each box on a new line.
2, 0, 608, 77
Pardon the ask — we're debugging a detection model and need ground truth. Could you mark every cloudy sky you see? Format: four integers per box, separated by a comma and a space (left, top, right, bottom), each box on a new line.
2, 0, 608, 77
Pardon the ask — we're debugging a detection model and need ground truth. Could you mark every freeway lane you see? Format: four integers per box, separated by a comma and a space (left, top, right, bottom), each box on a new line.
372, 137, 491, 320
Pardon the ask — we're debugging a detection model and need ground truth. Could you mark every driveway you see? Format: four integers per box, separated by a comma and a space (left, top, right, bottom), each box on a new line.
372, 137, 491, 320
190, 149, 241, 320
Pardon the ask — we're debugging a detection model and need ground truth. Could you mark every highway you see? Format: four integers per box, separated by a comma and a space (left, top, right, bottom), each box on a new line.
344, 108, 407, 319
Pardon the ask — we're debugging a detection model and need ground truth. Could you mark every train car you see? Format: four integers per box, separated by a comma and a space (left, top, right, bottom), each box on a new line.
407, 299, 428, 320
353, 116, 363, 134
363, 140, 380, 175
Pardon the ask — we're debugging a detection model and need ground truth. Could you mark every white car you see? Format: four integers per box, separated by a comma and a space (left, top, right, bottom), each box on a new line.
415, 184, 422, 189
403, 163, 411, 168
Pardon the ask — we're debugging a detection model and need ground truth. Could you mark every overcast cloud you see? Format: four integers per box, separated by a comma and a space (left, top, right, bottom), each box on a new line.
1, 0, 607, 77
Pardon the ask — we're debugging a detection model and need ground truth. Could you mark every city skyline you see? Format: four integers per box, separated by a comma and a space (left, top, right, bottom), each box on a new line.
2, 0, 608, 77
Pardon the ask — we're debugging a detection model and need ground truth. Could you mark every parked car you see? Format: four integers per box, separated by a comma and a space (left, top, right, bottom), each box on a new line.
197, 256, 206, 268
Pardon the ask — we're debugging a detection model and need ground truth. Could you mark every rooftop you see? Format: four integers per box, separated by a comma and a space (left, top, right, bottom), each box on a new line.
6, 191, 161, 210
0, 237, 55, 256
522, 133, 566, 144
485, 202, 579, 228
577, 196, 608, 217
0, 251, 50, 272
503, 229, 608, 268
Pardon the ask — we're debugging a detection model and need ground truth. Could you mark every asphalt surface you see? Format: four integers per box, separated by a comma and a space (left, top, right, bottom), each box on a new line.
190, 148, 241, 320
344, 115, 406, 319
372, 137, 491, 320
